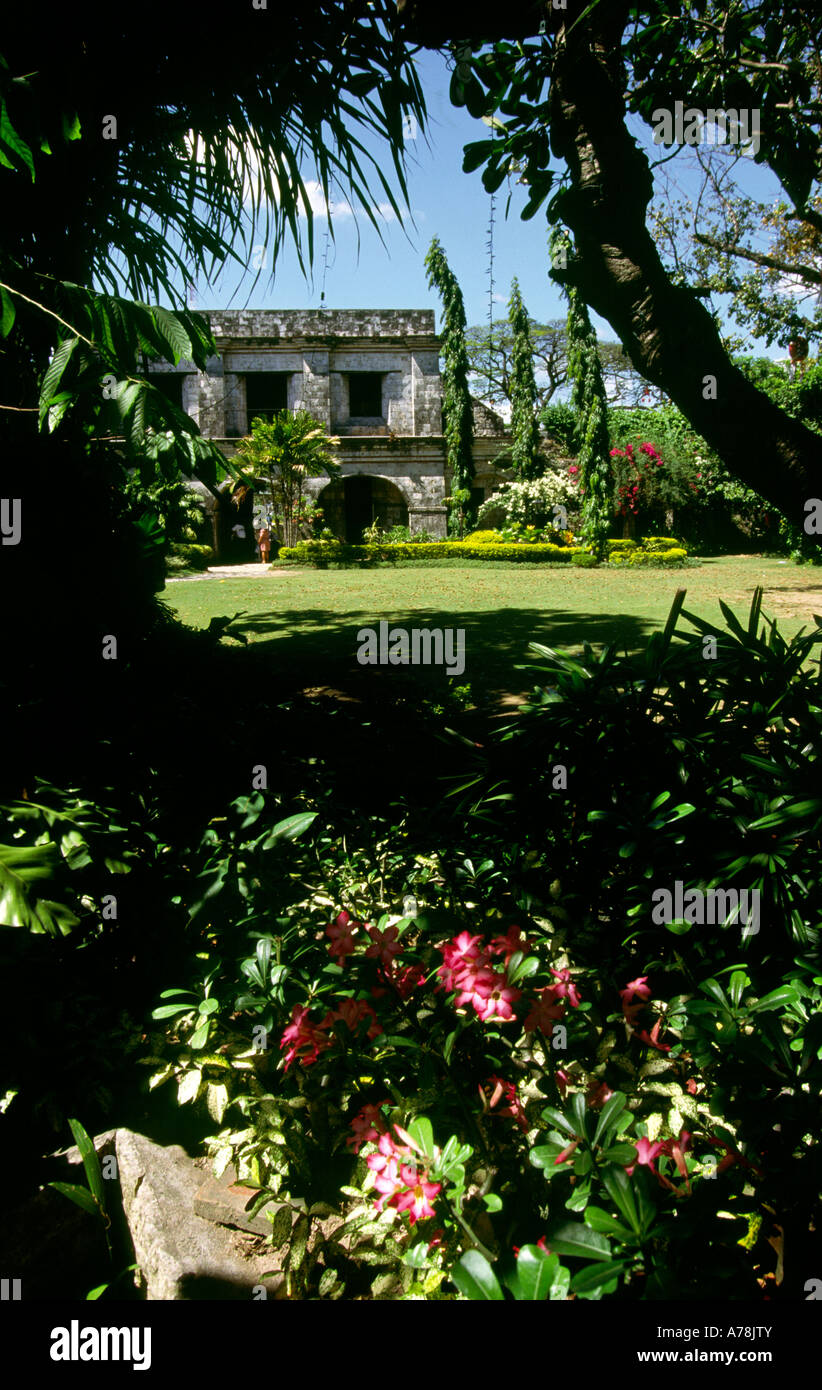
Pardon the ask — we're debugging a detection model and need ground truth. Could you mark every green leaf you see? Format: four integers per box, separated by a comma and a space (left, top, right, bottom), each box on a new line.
570, 1259, 629, 1294
47, 1182, 101, 1219
38, 336, 79, 428
151, 1003, 194, 1019
592, 1091, 627, 1148
451, 1249, 504, 1300
544, 1221, 611, 1261
67, 1118, 106, 1212
482, 1193, 503, 1213
261, 812, 318, 847
0, 95, 35, 178
0, 285, 15, 336
748, 986, 799, 1013
407, 1116, 435, 1159
584, 1206, 635, 1242
539, 1104, 578, 1139
516, 1247, 563, 1300
600, 1143, 638, 1165
600, 1165, 640, 1235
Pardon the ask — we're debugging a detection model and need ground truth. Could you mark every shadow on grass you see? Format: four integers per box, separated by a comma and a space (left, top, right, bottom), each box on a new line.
226, 604, 660, 700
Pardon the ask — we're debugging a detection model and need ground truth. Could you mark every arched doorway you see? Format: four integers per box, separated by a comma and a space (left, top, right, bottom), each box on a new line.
318, 475, 409, 542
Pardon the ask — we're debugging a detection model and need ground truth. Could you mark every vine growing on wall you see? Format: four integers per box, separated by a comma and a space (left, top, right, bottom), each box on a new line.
425, 237, 475, 535
553, 229, 612, 558
508, 277, 542, 479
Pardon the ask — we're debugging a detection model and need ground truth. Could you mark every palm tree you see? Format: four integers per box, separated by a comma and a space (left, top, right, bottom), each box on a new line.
235, 411, 340, 549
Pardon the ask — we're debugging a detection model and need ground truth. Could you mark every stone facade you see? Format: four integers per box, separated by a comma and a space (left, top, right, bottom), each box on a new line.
149, 308, 514, 547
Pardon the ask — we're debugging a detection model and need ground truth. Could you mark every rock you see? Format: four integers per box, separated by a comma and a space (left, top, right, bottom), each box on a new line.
116, 1129, 285, 1300
193, 1164, 305, 1237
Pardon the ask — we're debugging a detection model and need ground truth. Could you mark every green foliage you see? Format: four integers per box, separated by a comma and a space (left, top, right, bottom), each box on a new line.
424, 238, 475, 526
234, 411, 340, 548
0, 781, 135, 936
464, 530, 504, 545
166, 543, 215, 575
507, 278, 541, 479
48, 1119, 112, 1257
559, 235, 612, 560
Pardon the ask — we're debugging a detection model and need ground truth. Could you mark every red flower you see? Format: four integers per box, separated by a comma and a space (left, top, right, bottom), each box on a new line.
549, 968, 582, 1008
325, 911, 360, 965
482, 1075, 529, 1132
365, 924, 403, 970
279, 1004, 332, 1072
586, 1079, 614, 1110
523, 985, 566, 1034
635, 1017, 672, 1053
346, 1102, 389, 1153
323, 997, 382, 1041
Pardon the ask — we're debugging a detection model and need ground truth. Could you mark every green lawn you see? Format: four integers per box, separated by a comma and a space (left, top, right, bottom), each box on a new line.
164, 556, 822, 699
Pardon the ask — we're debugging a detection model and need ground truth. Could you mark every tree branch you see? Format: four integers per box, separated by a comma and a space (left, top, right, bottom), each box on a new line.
693, 233, 822, 288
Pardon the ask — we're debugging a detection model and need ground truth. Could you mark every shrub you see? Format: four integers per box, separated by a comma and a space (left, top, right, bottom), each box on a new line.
606, 537, 689, 567
165, 542, 214, 573
464, 530, 504, 544
570, 551, 598, 567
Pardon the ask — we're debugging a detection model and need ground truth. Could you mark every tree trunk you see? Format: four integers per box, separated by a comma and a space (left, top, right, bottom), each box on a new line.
544, 9, 822, 531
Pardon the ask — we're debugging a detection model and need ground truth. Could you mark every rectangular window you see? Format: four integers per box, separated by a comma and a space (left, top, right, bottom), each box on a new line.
348, 372, 383, 418
245, 372, 289, 425
152, 373, 184, 413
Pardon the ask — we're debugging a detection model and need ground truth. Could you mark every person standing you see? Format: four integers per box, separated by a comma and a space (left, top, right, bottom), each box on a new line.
258, 524, 271, 564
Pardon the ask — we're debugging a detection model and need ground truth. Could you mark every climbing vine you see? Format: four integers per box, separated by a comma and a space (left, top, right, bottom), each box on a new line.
425, 237, 475, 536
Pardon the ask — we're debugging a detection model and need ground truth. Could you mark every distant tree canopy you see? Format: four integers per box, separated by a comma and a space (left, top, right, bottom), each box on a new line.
466, 318, 663, 412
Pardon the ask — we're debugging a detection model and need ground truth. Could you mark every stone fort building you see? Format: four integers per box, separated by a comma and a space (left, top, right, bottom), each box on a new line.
148, 308, 513, 548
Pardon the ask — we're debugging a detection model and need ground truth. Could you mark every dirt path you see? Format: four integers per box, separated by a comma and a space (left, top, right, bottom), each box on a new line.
167, 564, 293, 581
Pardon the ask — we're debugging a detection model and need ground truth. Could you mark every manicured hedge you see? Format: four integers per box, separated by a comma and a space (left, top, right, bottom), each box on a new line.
606, 536, 689, 566
278, 540, 589, 566
278, 536, 690, 568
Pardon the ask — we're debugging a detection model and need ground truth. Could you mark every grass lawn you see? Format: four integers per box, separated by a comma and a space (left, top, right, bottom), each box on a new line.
164, 555, 822, 701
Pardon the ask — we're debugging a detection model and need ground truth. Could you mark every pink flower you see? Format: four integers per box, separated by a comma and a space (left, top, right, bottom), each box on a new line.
620, 976, 652, 1004
279, 1005, 331, 1072
473, 977, 522, 1023
625, 1136, 665, 1176
346, 1102, 389, 1153
555, 1068, 570, 1100
549, 968, 582, 1009
436, 932, 483, 992
365, 924, 403, 970
394, 1169, 442, 1225
454, 965, 499, 1014
659, 1129, 691, 1187
554, 1140, 579, 1166
325, 911, 360, 965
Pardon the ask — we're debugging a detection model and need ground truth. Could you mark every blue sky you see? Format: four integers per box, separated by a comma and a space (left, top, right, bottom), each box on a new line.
192, 48, 793, 362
